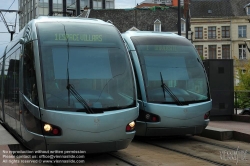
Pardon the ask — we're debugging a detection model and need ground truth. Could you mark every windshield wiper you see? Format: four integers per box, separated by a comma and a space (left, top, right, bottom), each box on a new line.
60, 23, 94, 114
160, 72, 183, 106
66, 84, 94, 114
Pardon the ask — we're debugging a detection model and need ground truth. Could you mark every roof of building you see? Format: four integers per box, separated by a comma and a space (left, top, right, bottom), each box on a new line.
190, 0, 250, 18
87, 8, 180, 33
136, 3, 165, 8
230, 0, 250, 16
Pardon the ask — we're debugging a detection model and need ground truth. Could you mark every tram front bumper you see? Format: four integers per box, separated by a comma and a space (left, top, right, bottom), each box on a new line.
145, 125, 207, 136
46, 138, 132, 154
135, 119, 209, 137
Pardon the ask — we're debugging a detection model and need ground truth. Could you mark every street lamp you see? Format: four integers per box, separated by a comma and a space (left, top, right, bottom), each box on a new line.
244, 39, 250, 52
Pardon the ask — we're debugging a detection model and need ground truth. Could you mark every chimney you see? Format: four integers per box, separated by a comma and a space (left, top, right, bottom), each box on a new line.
172, 0, 178, 7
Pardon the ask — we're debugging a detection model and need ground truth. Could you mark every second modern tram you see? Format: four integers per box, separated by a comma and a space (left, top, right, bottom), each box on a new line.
122, 31, 212, 137
0, 17, 139, 153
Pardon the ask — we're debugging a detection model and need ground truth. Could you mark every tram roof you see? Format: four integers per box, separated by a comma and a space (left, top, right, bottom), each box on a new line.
4, 17, 113, 55
122, 31, 184, 38
35, 16, 110, 25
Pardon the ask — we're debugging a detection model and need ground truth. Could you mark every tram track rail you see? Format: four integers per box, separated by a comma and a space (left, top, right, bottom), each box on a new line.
144, 141, 231, 166
189, 137, 250, 154
108, 152, 140, 166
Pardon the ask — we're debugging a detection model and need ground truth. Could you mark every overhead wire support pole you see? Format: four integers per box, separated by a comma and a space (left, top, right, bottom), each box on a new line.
63, 0, 66, 16
49, 0, 53, 16
178, 0, 181, 36
76, 0, 80, 16
0, 9, 19, 41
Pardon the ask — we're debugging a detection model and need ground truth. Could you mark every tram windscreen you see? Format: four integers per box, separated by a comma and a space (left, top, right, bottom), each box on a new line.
131, 36, 210, 104
36, 22, 136, 111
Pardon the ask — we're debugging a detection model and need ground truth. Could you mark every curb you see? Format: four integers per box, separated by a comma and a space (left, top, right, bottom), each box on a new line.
200, 126, 250, 143
200, 126, 233, 141
233, 131, 250, 143
232, 115, 250, 123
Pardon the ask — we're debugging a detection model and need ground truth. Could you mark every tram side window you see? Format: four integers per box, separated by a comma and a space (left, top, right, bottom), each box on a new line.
4, 55, 11, 103
129, 52, 142, 100
23, 42, 38, 105
0, 61, 2, 112
0, 61, 2, 100
6, 56, 19, 103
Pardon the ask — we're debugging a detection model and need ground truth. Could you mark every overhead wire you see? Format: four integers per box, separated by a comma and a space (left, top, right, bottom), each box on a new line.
3, 0, 16, 17
0, 42, 9, 45
0, 0, 18, 35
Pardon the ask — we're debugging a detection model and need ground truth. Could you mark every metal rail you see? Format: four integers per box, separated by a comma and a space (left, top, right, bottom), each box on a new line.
189, 137, 250, 154
108, 153, 139, 166
144, 141, 231, 166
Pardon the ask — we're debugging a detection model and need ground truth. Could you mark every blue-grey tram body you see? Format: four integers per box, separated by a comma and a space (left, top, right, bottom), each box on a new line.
0, 17, 139, 153
122, 31, 212, 137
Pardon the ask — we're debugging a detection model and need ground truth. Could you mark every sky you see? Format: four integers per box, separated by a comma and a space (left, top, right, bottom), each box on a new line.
0, 0, 144, 56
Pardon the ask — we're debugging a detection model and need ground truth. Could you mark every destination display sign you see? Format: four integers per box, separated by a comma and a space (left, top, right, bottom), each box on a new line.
54, 33, 102, 42
37, 22, 124, 48
140, 45, 178, 52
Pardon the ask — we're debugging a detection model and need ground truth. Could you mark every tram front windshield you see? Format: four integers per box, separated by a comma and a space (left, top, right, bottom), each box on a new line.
36, 22, 136, 111
131, 36, 210, 104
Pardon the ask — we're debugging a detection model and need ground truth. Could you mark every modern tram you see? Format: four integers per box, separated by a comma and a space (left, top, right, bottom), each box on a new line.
122, 31, 212, 137
0, 17, 139, 153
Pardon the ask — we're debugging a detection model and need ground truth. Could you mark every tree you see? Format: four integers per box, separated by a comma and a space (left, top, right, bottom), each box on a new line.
235, 59, 250, 108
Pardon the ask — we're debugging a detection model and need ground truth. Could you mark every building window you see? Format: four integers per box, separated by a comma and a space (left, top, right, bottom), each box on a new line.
209, 45, 217, 59
93, 0, 102, 9
106, 0, 114, 9
246, 7, 250, 15
195, 45, 203, 57
221, 26, 230, 38
181, 22, 185, 32
222, 45, 230, 59
81, 0, 88, 8
154, 19, 161, 32
208, 26, 216, 39
67, 0, 76, 7
195, 27, 203, 39
181, 19, 186, 32
239, 44, 246, 59
238, 25, 247, 38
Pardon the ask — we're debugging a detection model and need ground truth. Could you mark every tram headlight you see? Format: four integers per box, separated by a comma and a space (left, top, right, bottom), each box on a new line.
137, 111, 160, 122
129, 121, 135, 128
42, 122, 61, 136
145, 114, 151, 120
44, 124, 52, 132
126, 121, 136, 132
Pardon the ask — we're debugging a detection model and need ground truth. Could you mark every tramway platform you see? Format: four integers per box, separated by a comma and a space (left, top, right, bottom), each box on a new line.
0, 123, 21, 166
201, 115, 250, 143
0, 123, 19, 146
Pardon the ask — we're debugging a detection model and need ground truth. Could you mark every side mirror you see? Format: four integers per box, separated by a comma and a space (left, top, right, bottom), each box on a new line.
19, 38, 25, 44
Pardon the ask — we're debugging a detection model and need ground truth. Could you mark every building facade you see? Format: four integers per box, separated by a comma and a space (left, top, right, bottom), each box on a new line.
190, 0, 250, 60
18, 0, 115, 30
139, 0, 184, 6
189, 0, 250, 85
